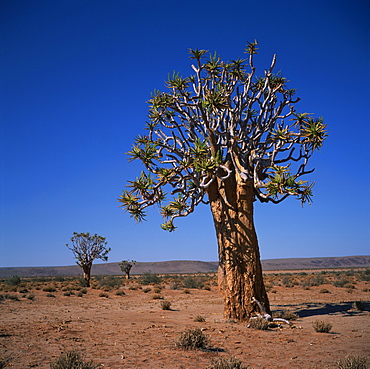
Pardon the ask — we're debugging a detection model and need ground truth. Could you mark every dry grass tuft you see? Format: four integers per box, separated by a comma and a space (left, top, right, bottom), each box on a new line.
175, 328, 210, 350
207, 356, 246, 369
312, 320, 332, 333
337, 355, 367, 369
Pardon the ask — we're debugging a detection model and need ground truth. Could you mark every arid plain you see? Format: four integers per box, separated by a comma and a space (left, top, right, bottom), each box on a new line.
1, 269, 369, 368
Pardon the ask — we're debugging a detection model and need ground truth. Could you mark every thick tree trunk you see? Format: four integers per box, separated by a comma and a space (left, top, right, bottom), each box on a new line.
208, 172, 270, 321
82, 265, 91, 287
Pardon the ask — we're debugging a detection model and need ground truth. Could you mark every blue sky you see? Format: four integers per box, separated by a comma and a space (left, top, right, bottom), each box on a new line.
1, 0, 369, 267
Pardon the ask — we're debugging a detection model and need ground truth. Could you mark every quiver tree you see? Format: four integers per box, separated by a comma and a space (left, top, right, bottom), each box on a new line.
119, 41, 327, 321
66, 232, 110, 287
119, 259, 136, 279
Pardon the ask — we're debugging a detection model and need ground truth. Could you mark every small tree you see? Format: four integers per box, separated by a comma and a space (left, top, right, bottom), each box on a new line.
119, 42, 327, 320
66, 232, 110, 287
119, 259, 136, 279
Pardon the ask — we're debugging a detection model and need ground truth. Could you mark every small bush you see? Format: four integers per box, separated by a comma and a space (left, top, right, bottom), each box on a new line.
273, 310, 298, 321
334, 279, 350, 288
1, 293, 20, 301
207, 356, 245, 369
6, 275, 21, 286
310, 274, 328, 286
153, 287, 162, 293
76, 291, 83, 297
160, 300, 171, 310
54, 276, 65, 282
50, 350, 99, 369
97, 275, 122, 290
193, 315, 206, 322
152, 294, 163, 299
140, 272, 161, 285
183, 289, 191, 294
183, 276, 204, 289
248, 317, 269, 330
282, 276, 294, 288
98, 292, 109, 298
175, 328, 210, 350
27, 293, 35, 300
115, 290, 126, 296
43, 287, 56, 292
312, 320, 332, 333
142, 288, 151, 293
337, 355, 367, 369
3, 285, 18, 293
63, 291, 72, 296
319, 288, 331, 294
78, 278, 90, 287
46, 293, 56, 298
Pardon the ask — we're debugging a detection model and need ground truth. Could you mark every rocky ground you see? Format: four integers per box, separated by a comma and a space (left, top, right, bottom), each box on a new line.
0, 271, 369, 368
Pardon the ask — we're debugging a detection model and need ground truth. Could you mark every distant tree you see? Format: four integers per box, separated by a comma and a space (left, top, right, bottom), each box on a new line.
119, 259, 136, 279
118, 42, 327, 321
66, 232, 110, 287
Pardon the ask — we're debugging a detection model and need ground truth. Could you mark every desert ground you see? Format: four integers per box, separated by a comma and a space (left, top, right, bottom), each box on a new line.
0, 270, 369, 368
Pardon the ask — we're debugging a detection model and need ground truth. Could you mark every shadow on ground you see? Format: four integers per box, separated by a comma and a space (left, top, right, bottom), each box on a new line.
273, 301, 369, 318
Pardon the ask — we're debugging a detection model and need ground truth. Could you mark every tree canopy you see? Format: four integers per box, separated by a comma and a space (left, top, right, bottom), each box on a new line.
66, 232, 110, 268
118, 41, 328, 231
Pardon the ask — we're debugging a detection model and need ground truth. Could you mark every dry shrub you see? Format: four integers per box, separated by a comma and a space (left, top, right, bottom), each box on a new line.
193, 315, 206, 322
0, 293, 19, 301
337, 355, 367, 369
248, 317, 269, 330
160, 300, 171, 310
273, 310, 298, 321
175, 328, 210, 350
312, 320, 332, 333
282, 275, 295, 288
43, 286, 56, 292
50, 351, 99, 369
207, 356, 246, 369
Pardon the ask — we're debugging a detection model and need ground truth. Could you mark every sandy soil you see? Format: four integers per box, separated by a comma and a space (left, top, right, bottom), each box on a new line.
0, 276, 369, 368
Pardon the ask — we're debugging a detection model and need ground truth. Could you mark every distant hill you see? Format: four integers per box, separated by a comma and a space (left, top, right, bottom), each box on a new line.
0, 256, 369, 278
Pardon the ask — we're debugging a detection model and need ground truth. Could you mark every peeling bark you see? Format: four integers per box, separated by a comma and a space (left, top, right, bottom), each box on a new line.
208, 170, 270, 321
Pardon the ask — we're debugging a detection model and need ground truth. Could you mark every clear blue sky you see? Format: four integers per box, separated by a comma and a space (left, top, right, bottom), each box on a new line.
1, 0, 369, 267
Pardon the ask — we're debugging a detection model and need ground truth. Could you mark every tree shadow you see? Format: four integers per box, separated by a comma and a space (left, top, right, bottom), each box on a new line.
273, 301, 369, 318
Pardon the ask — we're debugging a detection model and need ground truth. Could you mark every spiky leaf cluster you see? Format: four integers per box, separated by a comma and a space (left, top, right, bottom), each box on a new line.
119, 42, 327, 229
